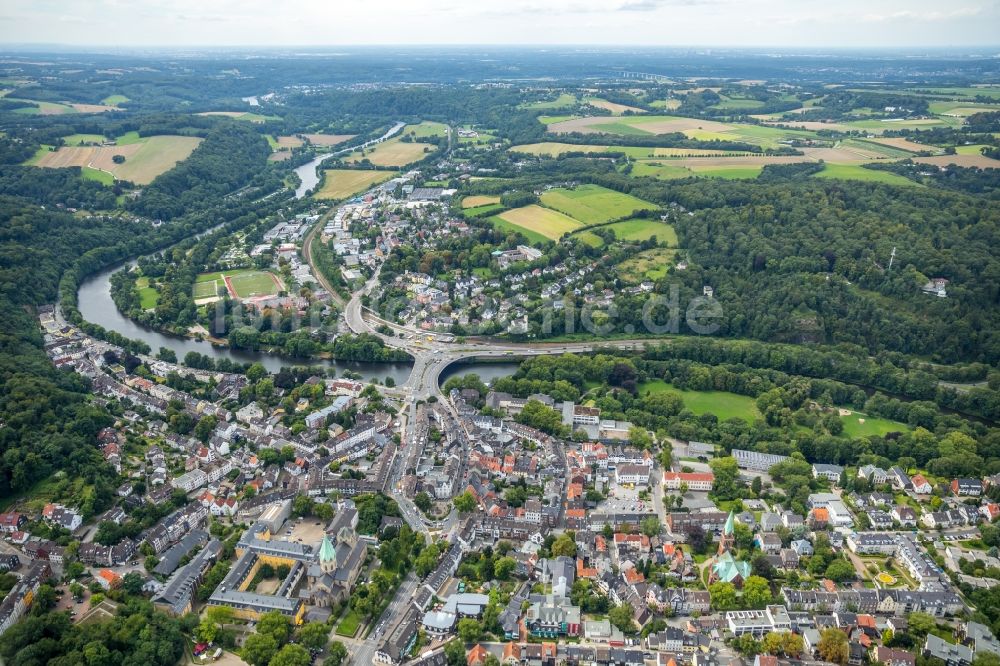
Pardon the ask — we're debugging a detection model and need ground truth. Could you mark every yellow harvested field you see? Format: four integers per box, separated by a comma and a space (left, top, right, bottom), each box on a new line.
462, 195, 501, 208
914, 154, 1000, 169
276, 135, 305, 148
495, 205, 583, 240
631, 117, 733, 134
69, 103, 116, 113
315, 169, 393, 200
867, 137, 940, 153
268, 151, 294, 161
586, 98, 645, 115
510, 142, 750, 158
303, 133, 354, 147
345, 138, 434, 167
32, 135, 202, 185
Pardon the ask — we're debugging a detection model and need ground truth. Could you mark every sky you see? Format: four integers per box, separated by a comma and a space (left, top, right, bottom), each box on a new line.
0, 0, 998, 49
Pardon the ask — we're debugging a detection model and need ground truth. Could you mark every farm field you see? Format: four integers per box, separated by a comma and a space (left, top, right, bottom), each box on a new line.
691, 165, 765, 179
463, 203, 504, 218
275, 135, 304, 148
604, 219, 677, 245
63, 134, 106, 146
511, 142, 753, 158
10, 99, 76, 115
462, 195, 501, 208
403, 121, 448, 139
539, 184, 657, 225
617, 247, 677, 282
914, 153, 1000, 169
865, 137, 941, 154
813, 164, 921, 186
843, 118, 952, 133
69, 103, 116, 113
315, 169, 393, 200
492, 205, 583, 241
637, 380, 761, 422
302, 133, 353, 147
840, 411, 910, 438
630, 162, 696, 180
585, 97, 645, 114
101, 94, 129, 106
82, 167, 113, 185
649, 99, 682, 110
28, 135, 202, 185
345, 136, 435, 168
712, 97, 766, 110
196, 111, 278, 122
576, 231, 605, 247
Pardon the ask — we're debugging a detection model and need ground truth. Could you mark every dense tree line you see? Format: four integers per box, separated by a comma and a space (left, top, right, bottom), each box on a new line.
0, 165, 120, 209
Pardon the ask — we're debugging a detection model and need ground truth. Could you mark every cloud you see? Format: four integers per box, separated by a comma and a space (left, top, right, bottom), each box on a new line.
618, 0, 721, 10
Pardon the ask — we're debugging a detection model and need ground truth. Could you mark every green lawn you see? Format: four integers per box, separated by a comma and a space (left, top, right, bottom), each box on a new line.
576, 231, 604, 248
404, 121, 449, 139
336, 609, 363, 637
604, 219, 677, 245
115, 131, 143, 145
695, 165, 764, 179
462, 203, 504, 217
840, 412, 910, 438
228, 271, 281, 298
63, 133, 106, 146
521, 93, 577, 110
539, 184, 657, 226
617, 247, 677, 282
638, 380, 761, 422
813, 164, 920, 187
135, 277, 159, 309
102, 94, 129, 106
630, 162, 694, 180
82, 167, 114, 185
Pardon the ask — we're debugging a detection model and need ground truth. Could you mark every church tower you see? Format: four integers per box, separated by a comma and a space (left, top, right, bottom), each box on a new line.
717, 510, 735, 555
319, 535, 336, 574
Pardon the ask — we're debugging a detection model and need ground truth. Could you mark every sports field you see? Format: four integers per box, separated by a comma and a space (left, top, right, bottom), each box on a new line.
617, 247, 677, 282
28, 134, 202, 185
539, 184, 657, 225
195, 269, 282, 300
604, 219, 677, 245
492, 205, 583, 241
462, 195, 501, 208
638, 380, 761, 422
315, 169, 393, 200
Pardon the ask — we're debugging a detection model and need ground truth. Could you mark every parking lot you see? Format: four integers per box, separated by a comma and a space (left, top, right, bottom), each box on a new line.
276, 518, 327, 545
603, 483, 655, 513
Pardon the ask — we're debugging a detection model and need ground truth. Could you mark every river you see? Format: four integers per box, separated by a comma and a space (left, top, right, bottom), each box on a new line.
76, 262, 415, 382
293, 121, 407, 199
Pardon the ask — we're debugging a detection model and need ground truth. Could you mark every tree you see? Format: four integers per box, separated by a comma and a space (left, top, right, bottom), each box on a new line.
257, 610, 291, 645
494, 556, 516, 580
640, 516, 661, 537
325, 642, 349, 666
270, 644, 312, 666
121, 571, 144, 596
824, 558, 856, 582
629, 426, 653, 450
709, 581, 738, 611
242, 633, 279, 666
817, 628, 849, 665
742, 576, 772, 608
907, 612, 937, 638
609, 603, 637, 634
314, 501, 334, 522
445, 639, 466, 666
974, 653, 1000, 666
709, 456, 740, 500
292, 494, 315, 517
453, 491, 477, 513
458, 618, 483, 643
551, 533, 577, 558
414, 492, 433, 513
298, 621, 330, 650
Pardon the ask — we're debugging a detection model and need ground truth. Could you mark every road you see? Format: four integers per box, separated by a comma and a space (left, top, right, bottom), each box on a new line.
346, 571, 421, 666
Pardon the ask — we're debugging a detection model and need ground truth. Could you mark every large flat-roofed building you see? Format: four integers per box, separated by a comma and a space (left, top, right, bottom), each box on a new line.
154, 539, 222, 616
726, 606, 791, 636
732, 449, 790, 472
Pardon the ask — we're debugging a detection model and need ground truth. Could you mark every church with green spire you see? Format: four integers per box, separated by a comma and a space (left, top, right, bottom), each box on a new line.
709, 510, 751, 588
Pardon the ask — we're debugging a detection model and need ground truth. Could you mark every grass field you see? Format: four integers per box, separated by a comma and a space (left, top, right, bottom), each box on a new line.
315, 169, 393, 200
101, 94, 129, 106
604, 219, 677, 245
462, 195, 501, 208
521, 93, 577, 110
463, 203, 504, 217
692, 165, 765, 179
135, 277, 159, 309
813, 164, 920, 186
638, 380, 761, 421
82, 167, 114, 185
617, 247, 677, 282
576, 231, 605, 248
336, 609, 363, 637
630, 162, 696, 180
649, 99, 682, 110
196, 111, 279, 123
63, 134, 106, 146
840, 411, 910, 438
10, 99, 76, 115
229, 271, 281, 298
403, 121, 449, 139
539, 184, 657, 225
493, 205, 583, 241
29, 134, 202, 185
